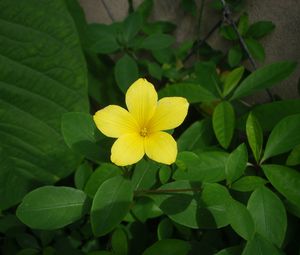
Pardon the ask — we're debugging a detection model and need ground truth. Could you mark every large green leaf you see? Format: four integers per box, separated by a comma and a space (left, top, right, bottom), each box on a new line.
142, 239, 191, 255
222, 66, 244, 97
212, 101, 235, 149
0, 0, 88, 209
231, 61, 297, 99
262, 114, 300, 161
262, 164, 300, 206
91, 175, 133, 237
247, 21, 275, 39
16, 186, 88, 230
231, 176, 267, 192
158, 83, 218, 103
247, 187, 287, 246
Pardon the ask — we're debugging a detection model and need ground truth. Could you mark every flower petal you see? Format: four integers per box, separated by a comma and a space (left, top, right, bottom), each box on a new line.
148, 97, 189, 132
111, 133, 145, 166
145, 131, 177, 164
94, 105, 139, 138
126, 78, 158, 127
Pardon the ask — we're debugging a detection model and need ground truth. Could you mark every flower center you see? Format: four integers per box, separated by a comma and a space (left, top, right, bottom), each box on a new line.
139, 127, 148, 137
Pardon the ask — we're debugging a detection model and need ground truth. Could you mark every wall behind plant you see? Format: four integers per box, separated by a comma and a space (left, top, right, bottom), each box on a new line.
79, 0, 300, 103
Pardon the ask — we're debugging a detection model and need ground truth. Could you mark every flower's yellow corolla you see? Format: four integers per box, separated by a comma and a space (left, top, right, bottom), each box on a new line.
93, 78, 189, 166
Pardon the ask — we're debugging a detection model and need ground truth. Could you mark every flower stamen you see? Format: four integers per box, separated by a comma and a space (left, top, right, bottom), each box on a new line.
140, 127, 148, 137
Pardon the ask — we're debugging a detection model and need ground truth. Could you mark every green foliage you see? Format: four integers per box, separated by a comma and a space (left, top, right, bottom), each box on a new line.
1, 0, 299, 254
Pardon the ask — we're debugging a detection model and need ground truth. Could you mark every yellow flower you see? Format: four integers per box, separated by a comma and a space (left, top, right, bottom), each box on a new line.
93, 78, 189, 166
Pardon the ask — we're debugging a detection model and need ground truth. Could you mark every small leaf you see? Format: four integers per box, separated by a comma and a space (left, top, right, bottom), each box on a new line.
287, 144, 300, 166
140, 34, 175, 50
226, 143, 248, 184
219, 25, 238, 40
247, 21, 275, 39
223, 66, 245, 97
177, 119, 213, 152
238, 13, 249, 35
212, 101, 235, 149
157, 218, 174, 240
262, 164, 300, 206
84, 163, 122, 198
16, 186, 87, 230
231, 176, 267, 192
246, 112, 263, 163
231, 61, 297, 99
147, 61, 162, 80
136, 0, 153, 20
262, 114, 300, 161
111, 228, 128, 255
91, 175, 133, 237
142, 239, 191, 255
245, 38, 265, 62
159, 83, 218, 103
115, 54, 139, 93
123, 12, 143, 42
159, 165, 172, 184
131, 197, 162, 222
228, 46, 243, 67
242, 234, 281, 255
74, 162, 93, 190
247, 187, 287, 246
227, 199, 255, 240
215, 246, 243, 255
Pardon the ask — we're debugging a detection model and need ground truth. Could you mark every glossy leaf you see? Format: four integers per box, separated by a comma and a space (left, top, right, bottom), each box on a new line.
159, 83, 218, 104
84, 163, 122, 198
262, 164, 300, 206
262, 114, 300, 161
246, 112, 263, 163
223, 66, 245, 97
16, 186, 87, 230
227, 199, 255, 240
231, 61, 297, 99
74, 162, 93, 190
111, 228, 128, 255
247, 187, 287, 246
157, 218, 174, 240
231, 176, 267, 192
247, 21, 275, 39
212, 101, 235, 149
91, 175, 133, 237
287, 144, 300, 166
228, 46, 243, 67
0, 0, 88, 209
142, 239, 191, 255
225, 143, 248, 184
245, 38, 265, 62
115, 54, 139, 93
131, 197, 162, 222
242, 234, 281, 255
123, 12, 143, 42
140, 34, 175, 50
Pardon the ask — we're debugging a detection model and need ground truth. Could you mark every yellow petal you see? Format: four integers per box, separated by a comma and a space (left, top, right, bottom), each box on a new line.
94, 105, 139, 138
125, 78, 158, 127
145, 131, 177, 164
148, 97, 189, 132
111, 133, 145, 166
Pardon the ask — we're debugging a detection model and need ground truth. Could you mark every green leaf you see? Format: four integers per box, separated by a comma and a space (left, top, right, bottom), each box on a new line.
245, 38, 265, 62
115, 54, 139, 93
91, 175, 133, 237
62, 112, 110, 162
157, 218, 174, 240
150, 181, 231, 229
247, 187, 287, 246
16, 186, 87, 230
238, 13, 249, 35
287, 144, 300, 166
142, 21, 176, 35
74, 162, 93, 190
212, 101, 235, 149
215, 246, 243, 255
159, 165, 172, 184
219, 25, 238, 40
223, 66, 245, 97
158, 83, 218, 103
247, 21, 275, 39
111, 228, 128, 255
227, 199, 255, 240
136, 0, 153, 20
228, 46, 243, 67
225, 143, 248, 184
231, 61, 297, 99
132, 197, 162, 222
147, 61, 162, 80
242, 234, 281, 255
132, 159, 159, 190
123, 12, 143, 42
231, 176, 267, 192
142, 239, 191, 255
246, 112, 263, 163
262, 164, 300, 206
262, 114, 300, 161
139, 34, 175, 50
84, 163, 122, 198
177, 119, 213, 152
87, 24, 120, 54
174, 151, 228, 183
0, 0, 88, 209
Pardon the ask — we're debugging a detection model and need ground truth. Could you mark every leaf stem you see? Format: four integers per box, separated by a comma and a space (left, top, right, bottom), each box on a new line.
134, 188, 201, 196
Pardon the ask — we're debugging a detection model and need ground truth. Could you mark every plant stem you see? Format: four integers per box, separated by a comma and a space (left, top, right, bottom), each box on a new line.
134, 188, 201, 196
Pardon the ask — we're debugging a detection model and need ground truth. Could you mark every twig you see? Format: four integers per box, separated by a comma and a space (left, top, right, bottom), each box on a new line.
196, 0, 206, 59
134, 188, 201, 196
220, 0, 274, 101
101, 0, 115, 22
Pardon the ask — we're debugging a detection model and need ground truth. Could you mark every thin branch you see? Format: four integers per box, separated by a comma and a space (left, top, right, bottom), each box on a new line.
196, 0, 206, 59
134, 188, 201, 196
100, 0, 115, 22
